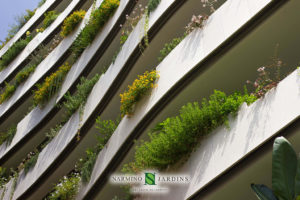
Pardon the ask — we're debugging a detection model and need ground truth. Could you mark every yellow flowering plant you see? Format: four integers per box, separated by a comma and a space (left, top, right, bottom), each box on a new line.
60, 10, 86, 37
120, 70, 159, 117
33, 62, 71, 106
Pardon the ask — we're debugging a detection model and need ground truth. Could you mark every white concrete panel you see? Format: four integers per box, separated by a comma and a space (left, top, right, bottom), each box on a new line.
182, 70, 300, 199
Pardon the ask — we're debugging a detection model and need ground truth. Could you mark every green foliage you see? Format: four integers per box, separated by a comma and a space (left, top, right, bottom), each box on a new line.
158, 36, 185, 62
0, 167, 9, 188
0, 35, 32, 70
95, 117, 120, 151
71, 0, 120, 58
39, 11, 59, 32
0, 83, 16, 104
46, 173, 80, 200
252, 137, 300, 200
78, 148, 97, 183
123, 90, 257, 172
147, 0, 161, 14
78, 117, 119, 182
33, 62, 71, 106
0, 125, 17, 146
63, 74, 100, 121
14, 64, 36, 86
24, 152, 39, 174
61, 10, 86, 37
120, 70, 159, 117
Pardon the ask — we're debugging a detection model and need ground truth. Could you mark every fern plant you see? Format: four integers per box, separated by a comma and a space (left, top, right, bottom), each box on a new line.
123, 90, 257, 172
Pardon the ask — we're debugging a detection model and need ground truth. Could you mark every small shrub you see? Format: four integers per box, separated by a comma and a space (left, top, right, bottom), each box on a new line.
33, 62, 71, 106
63, 74, 100, 120
0, 125, 17, 146
46, 173, 80, 200
78, 117, 119, 182
147, 0, 161, 14
37, 11, 59, 32
61, 10, 86, 37
0, 83, 16, 104
123, 90, 257, 172
158, 36, 185, 62
71, 0, 120, 58
0, 35, 33, 70
120, 70, 159, 117
23, 151, 39, 174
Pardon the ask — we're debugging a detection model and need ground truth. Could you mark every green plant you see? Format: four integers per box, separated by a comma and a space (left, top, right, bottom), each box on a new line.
61, 10, 86, 37
37, 11, 59, 32
95, 117, 119, 151
63, 74, 100, 121
78, 117, 119, 182
0, 83, 16, 104
71, 0, 120, 58
147, 0, 161, 14
78, 148, 97, 183
158, 36, 185, 62
33, 62, 71, 106
23, 151, 39, 174
0, 34, 32, 70
0, 167, 9, 189
0, 125, 17, 146
251, 137, 300, 200
46, 173, 80, 200
15, 65, 36, 85
120, 70, 159, 117
123, 90, 257, 172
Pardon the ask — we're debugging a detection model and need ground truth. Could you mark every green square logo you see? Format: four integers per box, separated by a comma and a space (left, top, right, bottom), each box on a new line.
144, 172, 156, 185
